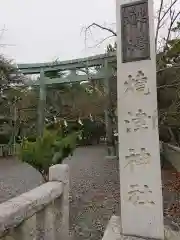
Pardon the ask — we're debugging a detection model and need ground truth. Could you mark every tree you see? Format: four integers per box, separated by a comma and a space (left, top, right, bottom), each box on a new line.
156, 21, 180, 144
0, 55, 23, 89
46, 80, 107, 122
0, 54, 24, 148
82, 1, 180, 145
82, 1, 180, 223
83, 0, 180, 53
18, 128, 80, 181
4, 86, 39, 140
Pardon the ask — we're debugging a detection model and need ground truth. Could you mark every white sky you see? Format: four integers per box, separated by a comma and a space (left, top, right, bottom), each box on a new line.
0, 0, 167, 63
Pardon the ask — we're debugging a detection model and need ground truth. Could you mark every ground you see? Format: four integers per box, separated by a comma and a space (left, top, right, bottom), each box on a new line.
64, 146, 120, 240
0, 146, 179, 240
0, 157, 43, 203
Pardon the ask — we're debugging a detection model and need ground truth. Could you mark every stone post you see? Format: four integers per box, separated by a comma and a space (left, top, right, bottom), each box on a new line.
38, 69, 46, 137
104, 60, 115, 156
13, 216, 36, 240
116, 0, 164, 239
49, 164, 69, 240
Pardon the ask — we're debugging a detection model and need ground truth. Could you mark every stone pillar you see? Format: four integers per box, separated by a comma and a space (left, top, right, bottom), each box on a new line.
36, 206, 55, 240
38, 69, 46, 137
104, 60, 115, 156
13, 216, 36, 240
49, 164, 69, 240
116, 0, 164, 239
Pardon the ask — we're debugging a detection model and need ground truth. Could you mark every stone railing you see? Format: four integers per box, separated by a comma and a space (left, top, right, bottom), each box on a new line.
0, 164, 69, 240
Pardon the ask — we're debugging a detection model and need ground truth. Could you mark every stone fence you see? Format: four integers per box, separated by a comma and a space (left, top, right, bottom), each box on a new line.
0, 164, 69, 240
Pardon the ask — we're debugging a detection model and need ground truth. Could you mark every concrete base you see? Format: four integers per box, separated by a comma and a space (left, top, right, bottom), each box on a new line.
102, 216, 180, 240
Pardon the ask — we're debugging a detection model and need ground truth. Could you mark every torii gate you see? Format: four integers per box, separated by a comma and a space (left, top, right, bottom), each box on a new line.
18, 52, 117, 155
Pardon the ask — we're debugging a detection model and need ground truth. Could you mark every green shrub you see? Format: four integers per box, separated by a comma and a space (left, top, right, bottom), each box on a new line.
18, 129, 80, 181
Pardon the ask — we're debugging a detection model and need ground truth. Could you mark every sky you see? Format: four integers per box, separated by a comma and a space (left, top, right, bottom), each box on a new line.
0, 0, 117, 63
0, 0, 165, 64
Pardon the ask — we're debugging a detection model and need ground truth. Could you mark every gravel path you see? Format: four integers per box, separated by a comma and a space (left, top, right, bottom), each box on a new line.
0, 146, 119, 240
64, 146, 180, 239
0, 157, 43, 204
64, 146, 120, 240
0, 146, 179, 240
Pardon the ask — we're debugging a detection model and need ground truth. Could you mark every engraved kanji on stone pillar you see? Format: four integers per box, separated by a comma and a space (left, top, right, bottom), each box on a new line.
124, 148, 151, 172
127, 184, 155, 206
124, 71, 150, 95
116, 0, 164, 239
124, 109, 151, 133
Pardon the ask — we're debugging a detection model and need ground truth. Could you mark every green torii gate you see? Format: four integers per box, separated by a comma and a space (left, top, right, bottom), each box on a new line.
18, 52, 117, 155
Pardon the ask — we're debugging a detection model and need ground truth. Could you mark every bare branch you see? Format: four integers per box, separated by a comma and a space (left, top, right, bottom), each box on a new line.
87, 35, 115, 49
157, 83, 180, 89
0, 43, 15, 48
85, 23, 117, 37
164, 10, 180, 49
157, 63, 180, 73
156, 0, 180, 52
156, 0, 164, 49
0, 25, 7, 40
0, 25, 15, 48
82, 22, 116, 52
158, 15, 169, 32
160, 0, 179, 23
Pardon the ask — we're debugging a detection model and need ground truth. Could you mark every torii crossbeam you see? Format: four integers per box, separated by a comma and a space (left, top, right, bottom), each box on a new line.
17, 53, 117, 156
